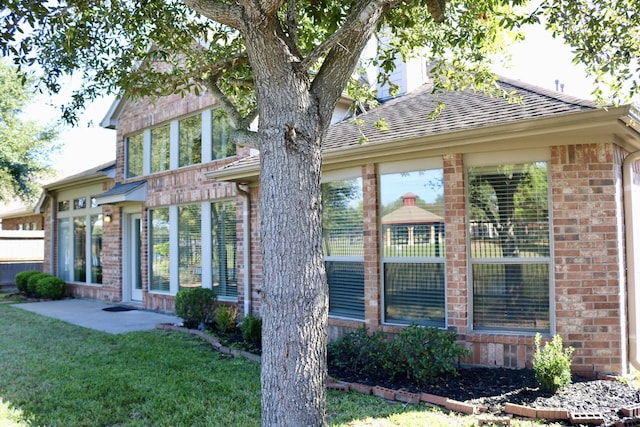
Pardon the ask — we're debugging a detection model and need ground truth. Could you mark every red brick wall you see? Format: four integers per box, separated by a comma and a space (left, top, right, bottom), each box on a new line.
551, 143, 625, 374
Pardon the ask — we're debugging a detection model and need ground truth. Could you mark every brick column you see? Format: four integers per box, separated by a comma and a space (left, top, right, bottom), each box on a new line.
362, 163, 381, 329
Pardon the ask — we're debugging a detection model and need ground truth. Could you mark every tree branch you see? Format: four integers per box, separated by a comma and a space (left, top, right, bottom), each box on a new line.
182, 0, 244, 30
229, 128, 259, 149
201, 75, 257, 130
287, 0, 297, 46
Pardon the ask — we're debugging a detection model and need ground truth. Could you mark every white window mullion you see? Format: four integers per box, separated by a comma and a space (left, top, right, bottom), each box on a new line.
142, 129, 151, 176
201, 110, 212, 163
201, 202, 213, 289
169, 205, 179, 295
170, 120, 179, 170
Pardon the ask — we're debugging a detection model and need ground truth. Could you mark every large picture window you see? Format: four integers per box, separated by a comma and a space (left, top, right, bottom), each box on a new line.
150, 124, 170, 173
380, 167, 445, 327
56, 198, 103, 285
126, 132, 144, 178
150, 208, 170, 292
468, 162, 551, 333
212, 110, 235, 161
179, 115, 202, 167
179, 205, 202, 289
212, 201, 237, 299
322, 176, 364, 319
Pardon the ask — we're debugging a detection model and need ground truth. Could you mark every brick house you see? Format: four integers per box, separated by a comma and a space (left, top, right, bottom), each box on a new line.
38, 74, 640, 376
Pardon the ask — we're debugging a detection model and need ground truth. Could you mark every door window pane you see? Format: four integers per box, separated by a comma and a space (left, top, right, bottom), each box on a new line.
73, 217, 86, 282
90, 214, 103, 284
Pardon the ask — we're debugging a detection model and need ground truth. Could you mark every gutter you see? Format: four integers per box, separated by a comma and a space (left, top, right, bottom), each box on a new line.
235, 183, 252, 316
624, 150, 640, 372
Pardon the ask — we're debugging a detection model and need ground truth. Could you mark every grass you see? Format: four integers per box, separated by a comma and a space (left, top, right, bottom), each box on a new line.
0, 298, 559, 426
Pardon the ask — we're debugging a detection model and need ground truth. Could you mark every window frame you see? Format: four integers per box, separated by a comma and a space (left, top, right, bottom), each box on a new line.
465, 149, 554, 335
378, 158, 446, 328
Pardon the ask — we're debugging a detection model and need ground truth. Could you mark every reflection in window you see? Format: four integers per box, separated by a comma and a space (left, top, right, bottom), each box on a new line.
58, 218, 72, 281
74, 197, 86, 210
322, 178, 364, 319
179, 115, 202, 167
468, 162, 550, 333
126, 132, 144, 178
151, 125, 170, 173
212, 110, 235, 161
58, 200, 70, 212
150, 208, 170, 292
73, 217, 87, 282
380, 168, 445, 327
90, 214, 103, 284
212, 201, 237, 299
179, 205, 202, 289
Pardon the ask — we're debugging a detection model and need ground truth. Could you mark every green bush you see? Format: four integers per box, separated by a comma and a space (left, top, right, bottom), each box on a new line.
26, 273, 49, 297
327, 327, 393, 383
174, 288, 217, 328
15, 270, 43, 293
533, 333, 574, 393
240, 314, 262, 345
328, 325, 471, 384
391, 324, 472, 383
35, 276, 66, 300
215, 305, 238, 333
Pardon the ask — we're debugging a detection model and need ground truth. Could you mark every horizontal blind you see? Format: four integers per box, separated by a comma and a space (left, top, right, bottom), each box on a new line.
468, 162, 551, 332
326, 261, 364, 319
384, 262, 445, 327
212, 201, 237, 299
178, 205, 202, 289
150, 208, 170, 292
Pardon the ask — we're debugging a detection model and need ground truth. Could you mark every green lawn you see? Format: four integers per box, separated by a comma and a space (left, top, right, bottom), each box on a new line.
0, 297, 558, 426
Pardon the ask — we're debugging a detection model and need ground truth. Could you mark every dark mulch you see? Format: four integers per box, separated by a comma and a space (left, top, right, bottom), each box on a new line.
330, 366, 640, 426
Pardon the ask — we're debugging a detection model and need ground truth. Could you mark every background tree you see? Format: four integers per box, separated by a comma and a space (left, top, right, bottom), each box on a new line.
0, 61, 58, 202
2, 1, 640, 426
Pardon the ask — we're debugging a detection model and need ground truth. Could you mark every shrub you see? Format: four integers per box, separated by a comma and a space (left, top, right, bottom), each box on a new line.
35, 276, 66, 300
390, 324, 472, 383
215, 305, 238, 333
533, 333, 574, 393
327, 326, 393, 383
239, 314, 262, 345
328, 325, 471, 384
26, 273, 49, 297
15, 270, 43, 293
174, 288, 217, 328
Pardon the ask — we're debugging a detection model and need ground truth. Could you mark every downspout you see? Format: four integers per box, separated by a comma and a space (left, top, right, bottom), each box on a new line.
235, 183, 252, 316
624, 150, 640, 371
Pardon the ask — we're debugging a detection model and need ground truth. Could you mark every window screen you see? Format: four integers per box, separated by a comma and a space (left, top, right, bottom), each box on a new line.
212, 201, 237, 299
468, 162, 551, 333
179, 115, 202, 167
151, 125, 170, 173
126, 132, 144, 178
322, 178, 364, 319
380, 168, 445, 327
150, 208, 170, 292
179, 205, 202, 289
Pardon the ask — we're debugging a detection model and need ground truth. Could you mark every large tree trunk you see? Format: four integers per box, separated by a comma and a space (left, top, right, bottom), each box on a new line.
243, 16, 329, 427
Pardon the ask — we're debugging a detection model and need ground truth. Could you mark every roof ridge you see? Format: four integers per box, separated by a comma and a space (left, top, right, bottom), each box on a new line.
496, 75, 597, 109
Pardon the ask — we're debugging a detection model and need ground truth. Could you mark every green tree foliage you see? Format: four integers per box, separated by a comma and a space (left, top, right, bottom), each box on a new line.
0, 61, 58, 202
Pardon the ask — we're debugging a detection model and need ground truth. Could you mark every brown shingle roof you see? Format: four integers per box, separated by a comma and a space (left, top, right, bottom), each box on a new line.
214, 77, 596, 175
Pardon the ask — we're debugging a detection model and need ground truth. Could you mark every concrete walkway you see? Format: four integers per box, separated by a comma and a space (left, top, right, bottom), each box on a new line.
12, 298, 181, 334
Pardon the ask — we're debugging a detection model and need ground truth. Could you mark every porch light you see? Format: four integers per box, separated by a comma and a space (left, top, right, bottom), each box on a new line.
104, 213, 112, 223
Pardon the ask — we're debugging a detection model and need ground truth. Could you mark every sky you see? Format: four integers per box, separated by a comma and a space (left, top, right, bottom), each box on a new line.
26, 19, 595, 182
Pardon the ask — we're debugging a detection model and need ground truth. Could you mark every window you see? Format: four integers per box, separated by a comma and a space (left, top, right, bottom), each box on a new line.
380, 167, 445, 327
468, 162, 551, 333
58, 200, 70, 212
57, 203, 103, 285
150, 125, 170, 173
322, 176, 364, 319
212, 110, 235, 160
150, 208, 170, 292
179, 115, 202, 167
74, 197, 86, 210
212, 200, 237, 299
126, 132, 144, 178
179, 204, 202, 289
90, 215, 103, 284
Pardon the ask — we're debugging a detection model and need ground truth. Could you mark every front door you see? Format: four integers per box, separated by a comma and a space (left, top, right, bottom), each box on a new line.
126, 214, 143, 302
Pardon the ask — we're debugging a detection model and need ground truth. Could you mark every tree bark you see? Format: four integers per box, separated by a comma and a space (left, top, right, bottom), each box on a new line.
242, 14, 328, 427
